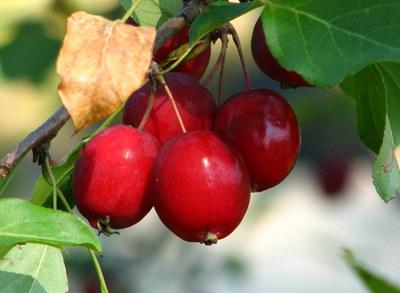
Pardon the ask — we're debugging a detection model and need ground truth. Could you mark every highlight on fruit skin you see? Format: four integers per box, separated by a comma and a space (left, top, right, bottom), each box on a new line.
72, 125, 160, 232
214, 88, 301, 192
251, 18, 311, 88
123, 72, 217, 145
152, 131, 251, 245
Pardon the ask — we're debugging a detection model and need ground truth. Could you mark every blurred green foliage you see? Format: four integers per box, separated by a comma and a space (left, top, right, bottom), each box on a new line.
0, 22, 60, 83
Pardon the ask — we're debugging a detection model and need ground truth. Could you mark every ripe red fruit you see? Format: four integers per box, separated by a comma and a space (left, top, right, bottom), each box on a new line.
152, 131, 250, 245
123, 72, 217, 145
251, 19, 311, 87
72, 125, 160, 230
214, 89, 301, 192
316, 157, 350, 196
155, 28, 211, 80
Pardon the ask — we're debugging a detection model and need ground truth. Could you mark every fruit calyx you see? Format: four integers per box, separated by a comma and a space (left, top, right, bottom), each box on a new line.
201, 232, 219, 246
95, 216, 120, 237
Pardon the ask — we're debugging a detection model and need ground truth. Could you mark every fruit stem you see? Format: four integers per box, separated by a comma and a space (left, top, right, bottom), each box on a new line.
157, 74, 187, 133
202, 33, 228, 97
88, 249, 109, 293
203, 34, 228, 87
44, 156, 57, 210
228, 23, 252, 90
56, 186, 73, 213
121, 0, 143, 23
48, 174, 110, 293
138, 80, 157, 131
217, 34, 228, 106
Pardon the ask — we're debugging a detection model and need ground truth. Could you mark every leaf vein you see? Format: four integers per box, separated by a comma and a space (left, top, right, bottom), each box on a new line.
268, 1, 400, 54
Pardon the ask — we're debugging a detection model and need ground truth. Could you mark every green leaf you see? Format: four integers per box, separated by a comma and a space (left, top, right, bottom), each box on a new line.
120, 0, 183, 28
261, 0, 400, 87
341, 64, 387, 153
341, 62, 400, 202
189, 0, 264, 45
0, 165, 18, 198
0, 246, 12, 260
0, 198, 101, 252
343, 249, 400, 293
0, 243, 68, 293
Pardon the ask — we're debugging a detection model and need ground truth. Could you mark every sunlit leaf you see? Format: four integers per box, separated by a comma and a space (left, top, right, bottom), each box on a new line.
0, 243, 68, 293
120, 0, 183, 28
262, 0, 400, 86
0, 198, 101, 251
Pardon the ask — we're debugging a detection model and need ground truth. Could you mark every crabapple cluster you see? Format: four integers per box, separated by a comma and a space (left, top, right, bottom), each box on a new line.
72, 21, 303, 245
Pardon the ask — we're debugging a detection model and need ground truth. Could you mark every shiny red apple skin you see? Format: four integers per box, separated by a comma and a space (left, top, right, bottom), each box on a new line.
251, 19, 311, 87
72, 125, 160, 229
152, 131, 251, 244
123, 72, 217, 145
214, 89, 301, 192
155, 27, 211, 80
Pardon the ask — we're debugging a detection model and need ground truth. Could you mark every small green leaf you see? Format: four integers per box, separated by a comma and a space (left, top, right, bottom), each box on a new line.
189, 0, 264, 45
372, 63, 400, 202
341, 62, 400, 202
120, 0, 183, 28
0, 198, 101, 252
261, 0, 400, 87
341, 64, 386, 153
343, 249, 400, 293
373, 119, 400, 202
0, 243, 68, 293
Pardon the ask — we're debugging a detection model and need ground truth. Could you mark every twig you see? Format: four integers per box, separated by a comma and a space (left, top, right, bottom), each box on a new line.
154, 0, 207, 52
0, 106, 69, 177
0, 0, 207, 177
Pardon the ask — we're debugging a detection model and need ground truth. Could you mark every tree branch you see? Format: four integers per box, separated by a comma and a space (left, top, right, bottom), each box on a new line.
0, 106, 70, 176
0, 0, 207, 177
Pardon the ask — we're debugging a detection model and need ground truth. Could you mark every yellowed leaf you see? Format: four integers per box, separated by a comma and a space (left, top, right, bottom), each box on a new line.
57, 11, 155, 131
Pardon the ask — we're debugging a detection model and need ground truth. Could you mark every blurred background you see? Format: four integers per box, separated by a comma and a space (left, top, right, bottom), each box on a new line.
1, 1, 399, 292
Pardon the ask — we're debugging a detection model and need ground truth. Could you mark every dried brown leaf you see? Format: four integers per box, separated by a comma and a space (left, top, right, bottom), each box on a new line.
57, 11, 156, 131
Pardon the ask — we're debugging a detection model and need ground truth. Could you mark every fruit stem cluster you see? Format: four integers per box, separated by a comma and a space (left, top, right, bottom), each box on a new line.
202, 23, 252, 105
